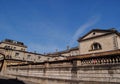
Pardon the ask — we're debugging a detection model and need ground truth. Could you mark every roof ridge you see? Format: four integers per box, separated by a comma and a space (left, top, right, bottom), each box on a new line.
78, 28, 119, 42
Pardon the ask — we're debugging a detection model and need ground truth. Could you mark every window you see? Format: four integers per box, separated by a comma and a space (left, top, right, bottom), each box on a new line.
91, 42, 102, 50
47, 58, 50, 61
38, 56, 41, 59
4, 45, 11, 50
15, 53, 19, 56
21, 48, 23, 51
23, 58, 25, 60
93, 32, 95, 35
14, 47, 16, 50
4, 45, 8, 48
21, 48, 25, 51
7, 46, 10, 48
27, 55, 31, 58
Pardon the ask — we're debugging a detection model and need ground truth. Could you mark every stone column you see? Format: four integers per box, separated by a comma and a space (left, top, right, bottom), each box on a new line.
71, 60, 77, 80
77, 60, 82, 66
0, 60, 7, 76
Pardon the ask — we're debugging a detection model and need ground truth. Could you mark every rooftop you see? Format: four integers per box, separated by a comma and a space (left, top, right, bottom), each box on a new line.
1, 39, 27, 48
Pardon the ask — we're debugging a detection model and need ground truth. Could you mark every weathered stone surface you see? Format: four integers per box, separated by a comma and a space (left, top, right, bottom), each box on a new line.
3, 61, 120, 84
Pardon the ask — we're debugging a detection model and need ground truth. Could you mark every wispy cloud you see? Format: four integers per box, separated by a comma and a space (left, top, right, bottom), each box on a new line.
69, 15, 101, 46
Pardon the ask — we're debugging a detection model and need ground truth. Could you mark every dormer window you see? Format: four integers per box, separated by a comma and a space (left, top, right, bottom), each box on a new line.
90, 42, 102, 51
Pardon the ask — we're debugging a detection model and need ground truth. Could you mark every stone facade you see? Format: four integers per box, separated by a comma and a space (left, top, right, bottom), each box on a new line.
78, 29, 120, 55
0, 29, 120, 63
5, 53, 120, 84
0, 39, 66, 64
0, 28, 120, 84
0, 39, 27, 51
48, 46, 80, 57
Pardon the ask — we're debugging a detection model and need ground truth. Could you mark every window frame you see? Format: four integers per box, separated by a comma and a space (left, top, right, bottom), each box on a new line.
89, 42, 102, 51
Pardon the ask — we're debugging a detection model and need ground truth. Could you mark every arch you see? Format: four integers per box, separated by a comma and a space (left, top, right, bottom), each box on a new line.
91, 42, 102, 50
0, 53, 5, 72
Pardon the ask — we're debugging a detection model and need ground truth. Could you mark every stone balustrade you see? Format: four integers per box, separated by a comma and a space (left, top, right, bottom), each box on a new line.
4, 55, 120, 84
81, 55, 120, 65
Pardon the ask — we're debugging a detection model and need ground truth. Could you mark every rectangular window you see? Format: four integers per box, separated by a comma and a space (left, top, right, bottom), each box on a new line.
21, 48, 25, 51
15, 53, 19, 56
38, 56, 41, 59
14, 47, 16, 50
27, 55, 31, 58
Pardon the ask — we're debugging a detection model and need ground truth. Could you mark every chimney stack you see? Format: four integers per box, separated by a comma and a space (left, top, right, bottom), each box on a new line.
67, 45, 70, 50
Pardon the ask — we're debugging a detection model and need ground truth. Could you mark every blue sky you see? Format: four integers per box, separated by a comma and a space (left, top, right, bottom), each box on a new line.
0, 0, 120, 53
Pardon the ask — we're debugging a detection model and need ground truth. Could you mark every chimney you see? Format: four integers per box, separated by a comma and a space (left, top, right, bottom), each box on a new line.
109, 28, 117, 32
56, 49, 58, 52
67, 45, 70, 50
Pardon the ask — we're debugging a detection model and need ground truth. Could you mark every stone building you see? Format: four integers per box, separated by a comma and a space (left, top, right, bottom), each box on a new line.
48, 28, 120, 57
78, 28, 120, 55
1, 28, 120, 84
0, 28, 120, 64
47, 46, 80, 57
0, 39, 27, 51
0, 39, 65, 65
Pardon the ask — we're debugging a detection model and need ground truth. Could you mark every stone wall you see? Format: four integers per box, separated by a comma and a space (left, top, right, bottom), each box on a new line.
4, 59, 120, 84
0, 48, 66, 63
80, 34, 116, 55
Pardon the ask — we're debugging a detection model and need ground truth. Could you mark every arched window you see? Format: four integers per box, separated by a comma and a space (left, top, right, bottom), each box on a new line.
91, 42, 102, 50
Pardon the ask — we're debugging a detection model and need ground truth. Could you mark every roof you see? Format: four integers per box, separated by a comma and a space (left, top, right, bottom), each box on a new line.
8, 49, 120, 66
47, 46, 79, 56
67, 49, 120, 60
0, 39, 27, 48
77, 28, 120, 42
0, 47, 45, 57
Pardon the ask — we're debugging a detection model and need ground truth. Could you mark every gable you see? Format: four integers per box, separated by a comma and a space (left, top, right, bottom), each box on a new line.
82, 31, 108, 40
77, 29, 118, 42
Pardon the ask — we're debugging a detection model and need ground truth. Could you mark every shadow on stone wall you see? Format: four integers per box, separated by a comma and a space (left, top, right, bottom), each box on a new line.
0, 78, 25, 84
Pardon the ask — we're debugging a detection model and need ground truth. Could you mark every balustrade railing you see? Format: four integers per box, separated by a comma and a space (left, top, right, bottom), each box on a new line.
81, 56, 120, 65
